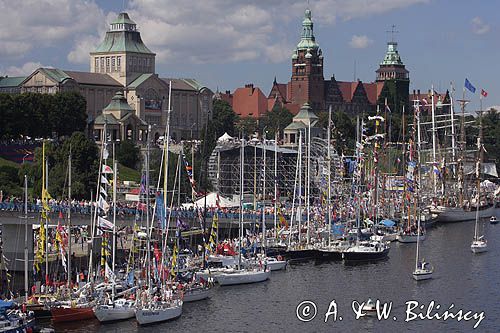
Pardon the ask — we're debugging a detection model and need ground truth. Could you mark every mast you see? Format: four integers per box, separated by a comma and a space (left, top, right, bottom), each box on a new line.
288, 136, 300, 248
44, 147, 49, 289
355, 117, 362, 231
67, 151, 72, 287
274, 132, 278, 240
457, 90, 468, 207
297, 131, 303, 244
146, 125, 151, 290
473, 102, 484, 241
415, 102, 423, 270
430, 85, 438, 197
23, 175, 28, 302
402, 104, 407, 226
111, 147, 117, 301
449, 83, 457, 178
306, 121, 311, 244
238, 134, 244, 270
327, 105, 332, 247
262, 133, 266, 249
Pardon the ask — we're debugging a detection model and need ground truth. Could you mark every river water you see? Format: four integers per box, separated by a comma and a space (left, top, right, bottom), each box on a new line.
42, 210, 499, 332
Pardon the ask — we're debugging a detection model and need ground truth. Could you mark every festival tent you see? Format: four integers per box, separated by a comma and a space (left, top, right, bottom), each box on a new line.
182, 192, 239, 209
217, 132, 234, 143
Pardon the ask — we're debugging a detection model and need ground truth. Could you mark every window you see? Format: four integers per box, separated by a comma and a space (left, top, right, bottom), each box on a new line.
95, 58, 99, 71
106, 57, 110, 71
100, 58, 105, 72
117, 56, 121, 71
111, 57, 115, 71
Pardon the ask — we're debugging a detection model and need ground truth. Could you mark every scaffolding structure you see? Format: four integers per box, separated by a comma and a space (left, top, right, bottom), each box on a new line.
207, 137, 343, 204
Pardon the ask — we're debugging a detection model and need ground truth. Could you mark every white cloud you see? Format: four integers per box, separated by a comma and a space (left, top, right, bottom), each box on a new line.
471, 17, 490, 35
349, 35, 373, 48
0, 0, 106, 57
4, 62, 47, 76
126, 0, 427, 65
0, 0, 429, 67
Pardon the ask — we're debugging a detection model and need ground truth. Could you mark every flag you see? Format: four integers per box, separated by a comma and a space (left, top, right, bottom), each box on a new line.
98, 216, 114, 230
100, 186, 107, 197
465, 78, 476, 93
98, 197, 110, 212
170, 244, 178, 278
105, 262, 115, 281
155, 193, 166, 228
481, 89, 488, 98
101, 175, 110, 185
102, 165, 113, 174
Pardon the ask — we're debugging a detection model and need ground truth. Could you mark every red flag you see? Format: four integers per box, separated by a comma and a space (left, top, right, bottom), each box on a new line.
481, 89, 488, 98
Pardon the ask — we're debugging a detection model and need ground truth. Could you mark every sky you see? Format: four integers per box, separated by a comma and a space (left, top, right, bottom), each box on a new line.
0, 0, 498, 111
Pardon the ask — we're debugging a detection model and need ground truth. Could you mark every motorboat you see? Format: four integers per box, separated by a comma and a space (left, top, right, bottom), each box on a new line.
490, 216, 498, 224
471, 236, 487, 254
342, 241, 390, 262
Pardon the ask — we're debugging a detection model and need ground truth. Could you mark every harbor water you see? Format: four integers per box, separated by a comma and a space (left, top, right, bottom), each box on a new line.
37, 210, 499, 332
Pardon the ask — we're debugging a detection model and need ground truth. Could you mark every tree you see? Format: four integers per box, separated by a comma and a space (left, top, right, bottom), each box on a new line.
237, 117, 258, 137
259, 105, 294, 138
18, 132, 99, 199
50, 92, 87, 137
116, 140, 141, 169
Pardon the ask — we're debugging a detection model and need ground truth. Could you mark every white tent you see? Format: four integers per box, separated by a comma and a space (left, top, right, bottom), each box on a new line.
182, 192, 239, 209
217, 132, 234, 143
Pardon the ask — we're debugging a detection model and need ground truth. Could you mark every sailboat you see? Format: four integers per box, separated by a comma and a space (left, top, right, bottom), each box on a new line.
471, 108, 487, 254
217, 136, 271, 286
135, 81, 183, 325
94, 157, 136, 323
342, 114, 390, 263
412, 105, 434, 281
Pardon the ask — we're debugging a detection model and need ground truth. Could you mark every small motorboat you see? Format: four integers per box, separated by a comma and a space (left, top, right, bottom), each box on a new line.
412, 261, 433, 281
490, 216, 498, 224
0, 301, 34, 333
265, 257, 287, 271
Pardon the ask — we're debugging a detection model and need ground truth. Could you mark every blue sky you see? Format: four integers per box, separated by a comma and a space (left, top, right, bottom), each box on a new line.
0, 0, 497, 111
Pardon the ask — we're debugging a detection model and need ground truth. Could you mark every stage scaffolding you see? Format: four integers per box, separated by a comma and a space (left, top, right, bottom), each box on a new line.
207, 137, 343, 204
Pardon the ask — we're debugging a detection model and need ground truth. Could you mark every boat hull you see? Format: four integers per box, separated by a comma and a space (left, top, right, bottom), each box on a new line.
50, 307, 95, 323
412, 271, 433, 281
94, 305, 135, 322
183, 288, 210, 302
342, 248, 390, 262
471, 244, 487, 253
285, 249, 320, 261
217, 270, 270, 286
267, 260, 287, 271
317, 249, 343, 261
437, 205, 496, 223
135, 303, 182, 325
397, 234, 426, 243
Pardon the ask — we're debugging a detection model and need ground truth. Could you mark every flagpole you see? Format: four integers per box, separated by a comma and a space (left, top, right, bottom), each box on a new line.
111, 144, 117, 302
431, 85, 437, 197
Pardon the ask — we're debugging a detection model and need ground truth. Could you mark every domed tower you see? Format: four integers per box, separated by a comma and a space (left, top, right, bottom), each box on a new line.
90, 12, 156, 86
376, 38, 409, 113
290, 8, 324, 112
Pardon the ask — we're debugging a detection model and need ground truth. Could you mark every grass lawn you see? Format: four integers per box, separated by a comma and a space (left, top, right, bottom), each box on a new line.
117, 163, 141, 182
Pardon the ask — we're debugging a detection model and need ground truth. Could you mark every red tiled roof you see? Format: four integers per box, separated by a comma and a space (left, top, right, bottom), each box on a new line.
267, 98, 277, 111
232, 84, 268, 118
363, 82, 378, 105
284, 103, 301, 115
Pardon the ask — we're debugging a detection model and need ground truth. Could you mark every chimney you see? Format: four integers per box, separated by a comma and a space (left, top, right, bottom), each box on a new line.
225, 90, 230, 95
417, 89, 420, 95
413, 89, 416, 95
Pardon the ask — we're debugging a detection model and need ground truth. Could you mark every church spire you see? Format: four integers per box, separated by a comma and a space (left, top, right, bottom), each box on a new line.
296, 8, 319, 51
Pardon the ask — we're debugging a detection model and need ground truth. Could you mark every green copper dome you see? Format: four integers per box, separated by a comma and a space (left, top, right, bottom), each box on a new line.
296, 8, 319, 51
381, 42, 404, 66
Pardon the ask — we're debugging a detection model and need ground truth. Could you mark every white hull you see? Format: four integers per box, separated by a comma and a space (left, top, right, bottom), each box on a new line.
94, 305, 135, 322
471, 242, 487, 253
412, 270, 433, 281
397, 234, 425, 243
438, 205, 496, 223
183, 288, 210, 302
217, 270, 270, 286
135, 301, 182, 325
267, 260, 287, 271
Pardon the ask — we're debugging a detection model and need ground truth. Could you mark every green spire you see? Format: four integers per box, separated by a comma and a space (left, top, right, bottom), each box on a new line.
296, 8, 319, 51
381, 41, 404, 66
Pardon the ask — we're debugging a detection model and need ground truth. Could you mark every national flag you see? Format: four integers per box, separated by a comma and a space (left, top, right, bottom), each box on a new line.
481, 89, 488, 98
464, 78, 476, 93
102, 165, 113, 174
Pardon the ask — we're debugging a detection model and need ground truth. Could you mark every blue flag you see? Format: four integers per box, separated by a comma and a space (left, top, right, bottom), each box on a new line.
155, 193, 166, 228
465, 78, 476, 93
